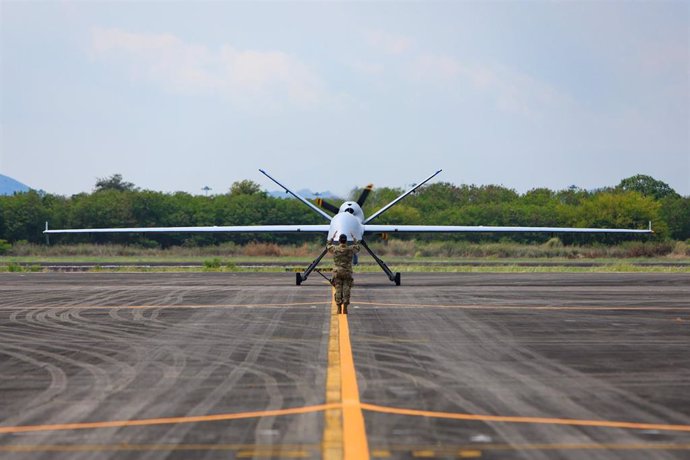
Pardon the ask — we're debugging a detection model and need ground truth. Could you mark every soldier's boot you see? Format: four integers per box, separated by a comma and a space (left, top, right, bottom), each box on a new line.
343, 304, 348, 315
337, 304, 342, 314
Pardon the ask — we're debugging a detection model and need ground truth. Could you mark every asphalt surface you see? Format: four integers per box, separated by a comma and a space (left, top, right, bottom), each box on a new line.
0, 272, 689, 459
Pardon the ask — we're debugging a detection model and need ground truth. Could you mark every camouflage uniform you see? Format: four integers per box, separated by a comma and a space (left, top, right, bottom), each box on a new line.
327, 237, 360, 314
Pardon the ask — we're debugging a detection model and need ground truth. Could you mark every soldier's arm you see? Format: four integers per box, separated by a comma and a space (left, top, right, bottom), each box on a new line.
350, 234, 361, 253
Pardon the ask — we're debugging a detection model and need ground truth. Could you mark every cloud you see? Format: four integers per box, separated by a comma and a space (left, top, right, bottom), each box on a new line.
91, 27, 331, 110
365, 30, 414, 55
410, 54, 570, 117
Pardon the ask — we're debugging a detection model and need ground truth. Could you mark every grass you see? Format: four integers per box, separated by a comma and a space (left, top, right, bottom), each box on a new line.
1, 240, 689, 273
2, 260, 689, 274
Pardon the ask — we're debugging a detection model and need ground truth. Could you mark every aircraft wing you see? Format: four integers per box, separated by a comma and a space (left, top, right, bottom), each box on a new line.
363, 225, 653, 234
44, 225, 330, 234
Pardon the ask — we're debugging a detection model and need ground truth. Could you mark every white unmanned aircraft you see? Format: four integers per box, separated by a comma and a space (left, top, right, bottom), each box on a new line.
45, 169, 653, 285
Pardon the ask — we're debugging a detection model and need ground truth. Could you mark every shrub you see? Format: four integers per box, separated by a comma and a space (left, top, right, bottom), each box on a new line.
7, 262, 23, 272
671, 241, 690, 257
619, 241, 674, 258
543, 237, 563, 248
203, 258, 222, 269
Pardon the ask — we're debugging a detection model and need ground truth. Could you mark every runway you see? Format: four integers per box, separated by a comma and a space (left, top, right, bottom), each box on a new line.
0, 272, 689, 459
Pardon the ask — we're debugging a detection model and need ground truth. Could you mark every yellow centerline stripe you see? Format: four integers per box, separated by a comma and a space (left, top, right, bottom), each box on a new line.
360, 403, 690, 433
0, 404, 338, 434
322, 293, 343, 459
339, 314, 370, 459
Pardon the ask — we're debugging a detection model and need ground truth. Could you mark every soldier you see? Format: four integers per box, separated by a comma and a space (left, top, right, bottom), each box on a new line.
327, 232, 360, 314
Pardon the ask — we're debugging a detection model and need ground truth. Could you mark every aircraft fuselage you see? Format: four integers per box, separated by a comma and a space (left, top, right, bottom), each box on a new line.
327, 201, 365, 242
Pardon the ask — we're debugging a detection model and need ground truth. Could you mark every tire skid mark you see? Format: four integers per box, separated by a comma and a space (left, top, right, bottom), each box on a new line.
0, 349, 68, 418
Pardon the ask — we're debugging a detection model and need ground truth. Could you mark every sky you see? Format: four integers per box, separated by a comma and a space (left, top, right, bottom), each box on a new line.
1, 1, 689, 198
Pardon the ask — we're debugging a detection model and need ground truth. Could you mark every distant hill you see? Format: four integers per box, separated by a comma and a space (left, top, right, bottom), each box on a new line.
0, 174, 30, 195
268, 188, 339, 200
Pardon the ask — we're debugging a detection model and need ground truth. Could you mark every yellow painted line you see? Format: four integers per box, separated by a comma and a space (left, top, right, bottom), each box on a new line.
322, 287, 371, 459
236, 450, 310, 458
0, 404, 337, 434
322, 292, 343, 460
339, 313, 370, 459
480, 442, 690, 451
355, 301, 688, 311
360, 403, 690, 433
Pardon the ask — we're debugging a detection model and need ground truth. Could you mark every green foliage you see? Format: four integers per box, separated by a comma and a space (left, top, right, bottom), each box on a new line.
7, 262, 23, 272
617, 174, 678, 200
659, 195, 690, 241
543, 237, 563, 248
575, 191, 664, 235
0, 174, 686, 246
0, 191, 49, 243
203, 258, 222, 269
230, 180, 263, 196
0, 239, 10, 254
95, 174, 138, 192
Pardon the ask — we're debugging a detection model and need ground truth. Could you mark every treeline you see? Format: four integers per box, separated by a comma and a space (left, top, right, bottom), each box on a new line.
0, 174, 687, 247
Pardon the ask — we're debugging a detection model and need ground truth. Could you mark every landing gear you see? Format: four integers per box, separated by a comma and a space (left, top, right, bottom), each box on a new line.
296, 247, 329, 286
296, 241, 400, 286
360, 239, 401, 286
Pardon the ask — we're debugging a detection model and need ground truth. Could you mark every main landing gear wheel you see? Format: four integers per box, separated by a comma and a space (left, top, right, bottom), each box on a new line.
394, 272, 401, 286
296, 273, 303, 286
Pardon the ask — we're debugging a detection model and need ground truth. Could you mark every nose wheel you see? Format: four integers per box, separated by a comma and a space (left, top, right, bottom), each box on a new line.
394, 272, 401, 286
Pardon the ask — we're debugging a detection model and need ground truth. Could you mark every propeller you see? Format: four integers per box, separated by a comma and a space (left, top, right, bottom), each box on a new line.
357, 184, 374, 207
314, 183, 375, 215
315, 198, 340, 214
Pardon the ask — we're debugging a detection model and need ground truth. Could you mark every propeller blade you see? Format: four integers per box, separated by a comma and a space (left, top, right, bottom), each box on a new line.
315, 198, 340, 214
357, 184, 374, 207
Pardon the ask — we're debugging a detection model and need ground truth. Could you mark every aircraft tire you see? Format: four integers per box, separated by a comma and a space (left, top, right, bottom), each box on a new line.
394, 272, 401, 286
296, 273, 302, 286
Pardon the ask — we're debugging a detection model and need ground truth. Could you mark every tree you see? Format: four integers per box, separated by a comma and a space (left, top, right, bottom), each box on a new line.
660, 196, 690, 240
575, 191, 666, 238
230, 180, 263, 196
0, 190, 49, 243
617, 175, 678, 200
95, 174, 138, 192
